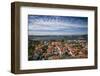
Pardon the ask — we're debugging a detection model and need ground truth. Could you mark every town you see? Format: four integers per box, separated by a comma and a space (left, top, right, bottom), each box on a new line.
28, 38, 88, 60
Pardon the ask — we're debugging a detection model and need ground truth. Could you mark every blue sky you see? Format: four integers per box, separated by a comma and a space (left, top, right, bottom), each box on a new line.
28, 15, 88, 35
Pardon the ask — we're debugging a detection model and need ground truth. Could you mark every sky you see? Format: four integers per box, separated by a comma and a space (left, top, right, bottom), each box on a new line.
28, 15, 88, 35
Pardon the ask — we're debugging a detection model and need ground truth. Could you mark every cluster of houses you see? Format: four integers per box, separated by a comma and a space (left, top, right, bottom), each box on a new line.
28, 38, 88, 60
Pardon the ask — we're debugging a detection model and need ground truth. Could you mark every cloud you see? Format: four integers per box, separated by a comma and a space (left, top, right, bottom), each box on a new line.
28, 31, 87, 35
28, 15, 88, 35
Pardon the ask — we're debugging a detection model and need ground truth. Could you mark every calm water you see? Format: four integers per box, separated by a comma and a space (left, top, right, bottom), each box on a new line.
28, 35, 88, 41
